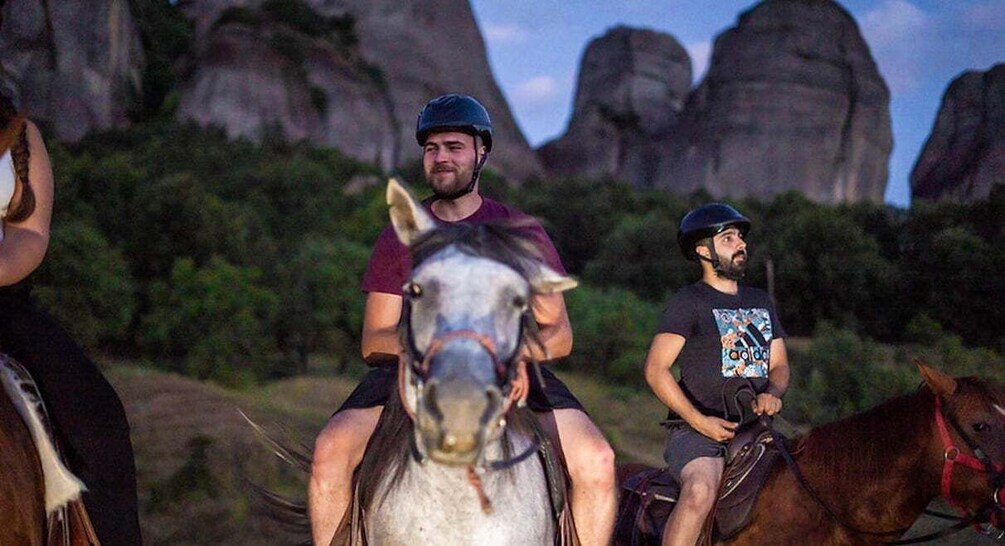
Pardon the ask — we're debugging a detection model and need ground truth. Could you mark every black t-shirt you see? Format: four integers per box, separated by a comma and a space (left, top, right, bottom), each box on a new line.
658, 282, 787, 418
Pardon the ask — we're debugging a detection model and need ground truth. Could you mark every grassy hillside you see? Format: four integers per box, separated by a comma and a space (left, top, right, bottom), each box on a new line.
104, 359, 997, 545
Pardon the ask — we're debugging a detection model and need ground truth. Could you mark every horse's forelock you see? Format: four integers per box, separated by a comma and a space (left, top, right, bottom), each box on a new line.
409, 219, 546, 283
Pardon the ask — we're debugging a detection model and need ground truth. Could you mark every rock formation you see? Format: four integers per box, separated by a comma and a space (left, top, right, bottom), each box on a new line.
542, 0, 892, 203
0, 0, 145, 141
176, 0, 539, 180
175, 7, 396, 170
538, 26, 691, 188
911, 64, 1005, 203
659, 0, 891, 203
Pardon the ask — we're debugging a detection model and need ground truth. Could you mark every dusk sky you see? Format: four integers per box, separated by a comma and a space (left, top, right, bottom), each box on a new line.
469, 0, 1005, 208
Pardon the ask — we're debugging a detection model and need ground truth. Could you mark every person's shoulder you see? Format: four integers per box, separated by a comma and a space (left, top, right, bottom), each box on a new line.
481, 197, 532, 220
665, 282, 703, 306
739, 285, 773, 304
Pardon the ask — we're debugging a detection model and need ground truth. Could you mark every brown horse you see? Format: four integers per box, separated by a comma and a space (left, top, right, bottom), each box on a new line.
0, 387, 46, 545
617, 363, 1005, 545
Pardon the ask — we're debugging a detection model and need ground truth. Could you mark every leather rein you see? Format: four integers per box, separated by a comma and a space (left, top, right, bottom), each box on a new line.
771, 394, 1005, 544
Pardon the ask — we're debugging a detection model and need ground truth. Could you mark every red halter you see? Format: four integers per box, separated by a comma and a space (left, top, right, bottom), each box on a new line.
933, 396, 1005, 529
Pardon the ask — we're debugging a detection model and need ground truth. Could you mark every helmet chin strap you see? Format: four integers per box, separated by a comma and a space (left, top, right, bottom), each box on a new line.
432, 135, 489, 201
699, 240, 745, 281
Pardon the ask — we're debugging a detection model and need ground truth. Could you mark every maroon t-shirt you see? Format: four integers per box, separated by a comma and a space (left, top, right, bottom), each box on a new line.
361, 197, 566, 295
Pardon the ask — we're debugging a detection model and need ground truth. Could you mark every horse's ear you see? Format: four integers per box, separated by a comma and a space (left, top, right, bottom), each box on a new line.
387, 177, 436, 246
530, 264, 578, 294
916, 358, 957, 397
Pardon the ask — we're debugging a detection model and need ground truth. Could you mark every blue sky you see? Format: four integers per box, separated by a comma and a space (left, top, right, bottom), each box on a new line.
470, 0, 1005, 208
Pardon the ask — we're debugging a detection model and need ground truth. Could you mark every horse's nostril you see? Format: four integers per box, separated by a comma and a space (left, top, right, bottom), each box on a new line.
424, 381, 440, 416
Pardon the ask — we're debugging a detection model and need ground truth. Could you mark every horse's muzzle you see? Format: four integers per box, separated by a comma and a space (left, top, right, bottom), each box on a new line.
415, 341, 504, 466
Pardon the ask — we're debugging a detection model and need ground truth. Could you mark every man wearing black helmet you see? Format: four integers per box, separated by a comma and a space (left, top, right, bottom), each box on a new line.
643, 204, 789, 546
309, 94, 617, 546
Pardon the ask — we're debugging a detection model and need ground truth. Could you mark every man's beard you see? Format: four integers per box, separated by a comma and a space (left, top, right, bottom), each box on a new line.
427, 166, 473, 199
715, 251, 747, 280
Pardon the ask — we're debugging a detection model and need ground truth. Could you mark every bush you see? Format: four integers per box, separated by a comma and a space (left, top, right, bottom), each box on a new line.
563, 284, 661, 384
140, 257, 279, 386
33, 218, 136, 347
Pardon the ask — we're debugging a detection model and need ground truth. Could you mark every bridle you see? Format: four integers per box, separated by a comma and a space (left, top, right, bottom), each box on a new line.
770, 392, 1005, 544
398, 286, 533, 415
397, 289, 541, 513
930, 396, 1005, 540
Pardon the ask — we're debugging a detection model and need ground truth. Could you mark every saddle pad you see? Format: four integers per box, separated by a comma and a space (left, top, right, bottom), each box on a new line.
0, 353, 87, 512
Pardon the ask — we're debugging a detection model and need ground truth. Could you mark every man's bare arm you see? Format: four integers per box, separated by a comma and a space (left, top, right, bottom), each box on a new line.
361, 292, 403, 366
523, 292, 573, 362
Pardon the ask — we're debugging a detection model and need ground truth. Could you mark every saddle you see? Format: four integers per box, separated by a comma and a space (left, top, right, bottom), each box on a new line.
0, 354, 100, 546
614, 417, 784, 546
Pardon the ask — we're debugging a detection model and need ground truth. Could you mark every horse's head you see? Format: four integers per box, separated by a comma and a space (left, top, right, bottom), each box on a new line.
386, 179, 576, 466
919, 361, 1005, 533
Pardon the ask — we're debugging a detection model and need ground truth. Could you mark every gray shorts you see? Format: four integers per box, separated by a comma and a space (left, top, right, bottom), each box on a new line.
662, 423, 726, 480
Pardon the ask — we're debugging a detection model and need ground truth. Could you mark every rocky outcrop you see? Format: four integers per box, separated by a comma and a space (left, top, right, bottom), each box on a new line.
0, 0, 145, 141
911, 64, 1005, 203
176, 0, 539, 180
175, 11, 396, 170
539, 26, 691, 188
658, 0, 891, 203
543, 1, 892, 203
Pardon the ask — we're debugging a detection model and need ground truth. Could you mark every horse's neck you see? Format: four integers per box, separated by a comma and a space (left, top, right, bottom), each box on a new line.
799, 390, 942, 512
366, 430, 554, 546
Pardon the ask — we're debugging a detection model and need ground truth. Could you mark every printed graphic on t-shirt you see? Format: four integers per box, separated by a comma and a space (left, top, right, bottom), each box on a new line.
712, 308, 772, 378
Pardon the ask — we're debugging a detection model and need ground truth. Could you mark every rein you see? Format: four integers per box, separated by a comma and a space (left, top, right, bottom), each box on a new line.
771, 394, 1005, 544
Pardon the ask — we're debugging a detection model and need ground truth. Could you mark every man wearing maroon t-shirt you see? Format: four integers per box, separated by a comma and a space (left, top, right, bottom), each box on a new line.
309, 94, 617, 546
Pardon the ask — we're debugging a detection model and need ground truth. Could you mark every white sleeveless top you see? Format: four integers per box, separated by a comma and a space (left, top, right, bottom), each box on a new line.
0, 149, 17, 239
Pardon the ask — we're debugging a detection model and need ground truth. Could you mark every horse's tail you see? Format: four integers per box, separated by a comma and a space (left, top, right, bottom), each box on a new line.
238, 409, 312, 545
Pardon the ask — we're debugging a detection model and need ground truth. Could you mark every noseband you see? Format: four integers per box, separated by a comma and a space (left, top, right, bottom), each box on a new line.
933, 396, 1005, 536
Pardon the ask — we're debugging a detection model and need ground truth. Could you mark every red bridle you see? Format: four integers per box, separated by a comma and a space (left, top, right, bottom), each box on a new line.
397, 329, 529, 425
933, 396, 1005, 530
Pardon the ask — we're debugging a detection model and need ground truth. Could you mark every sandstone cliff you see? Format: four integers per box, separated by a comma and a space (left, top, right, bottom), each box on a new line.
542, 0, 892, 204
0, 0, 145, 141
175, 0, 539, 180
660, 0, 891, 203
911, 64, 1005, 203
538, 26, 691, 188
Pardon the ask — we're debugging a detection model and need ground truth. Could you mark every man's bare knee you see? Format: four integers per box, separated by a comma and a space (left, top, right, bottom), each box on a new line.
566, 436, 616, 489
550, 409, 616, 489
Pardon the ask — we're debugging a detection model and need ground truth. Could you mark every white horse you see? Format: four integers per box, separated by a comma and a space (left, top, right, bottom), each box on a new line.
346, 179, 577, 545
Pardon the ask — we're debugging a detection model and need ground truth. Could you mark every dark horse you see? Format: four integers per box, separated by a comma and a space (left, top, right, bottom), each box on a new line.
0, 380, 45, 545
617, 363, 1005, 545
0, 356, 95, 546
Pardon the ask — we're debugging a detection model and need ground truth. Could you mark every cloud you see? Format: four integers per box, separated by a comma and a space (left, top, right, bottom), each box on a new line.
686, 41, 711, 84
859, 0, 933, 93
483, 23, 529, 45
512, 75, 558, 104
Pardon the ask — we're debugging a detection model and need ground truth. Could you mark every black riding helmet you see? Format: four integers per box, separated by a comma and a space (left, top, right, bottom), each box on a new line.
416, 94, 493, 200
677, 203, 751, 262
416, 94, 493, 152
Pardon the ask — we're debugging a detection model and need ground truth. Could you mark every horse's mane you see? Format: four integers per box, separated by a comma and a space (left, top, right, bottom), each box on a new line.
793, 376, 1000, 479
409, 217, 549, 279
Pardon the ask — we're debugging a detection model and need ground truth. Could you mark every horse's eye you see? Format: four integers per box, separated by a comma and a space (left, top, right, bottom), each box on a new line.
405, 282, 423, 298
512, 295, 527, 309
972, 422, 990, 433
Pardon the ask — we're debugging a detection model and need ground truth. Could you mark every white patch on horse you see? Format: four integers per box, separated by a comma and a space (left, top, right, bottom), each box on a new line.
367, 432, 553, 546
0, 357, 86, 512
994, 403, 1005, 418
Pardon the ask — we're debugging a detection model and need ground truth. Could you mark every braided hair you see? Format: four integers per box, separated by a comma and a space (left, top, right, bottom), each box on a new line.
0, 92, 35, 222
